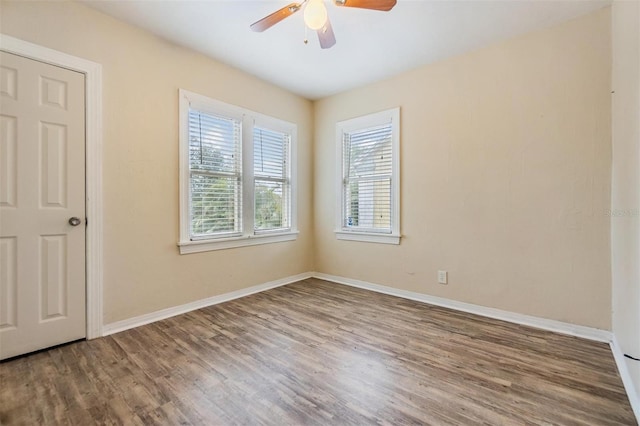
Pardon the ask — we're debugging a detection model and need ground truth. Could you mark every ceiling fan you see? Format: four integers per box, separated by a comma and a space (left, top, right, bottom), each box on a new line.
250, 0, 397, 49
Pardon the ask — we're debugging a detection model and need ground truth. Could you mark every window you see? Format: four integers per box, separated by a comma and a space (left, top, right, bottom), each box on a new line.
189, 110, 242, 239
336, 107, 400, 244
179, 90, 297, 253
253, 126, 290, 232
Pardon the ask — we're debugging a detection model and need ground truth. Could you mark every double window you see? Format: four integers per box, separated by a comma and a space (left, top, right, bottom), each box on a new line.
336, 107, 400, 244
179, 90, 297, 253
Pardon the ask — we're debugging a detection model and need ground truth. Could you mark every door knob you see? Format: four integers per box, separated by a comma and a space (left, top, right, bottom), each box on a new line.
68, 217, 82, 226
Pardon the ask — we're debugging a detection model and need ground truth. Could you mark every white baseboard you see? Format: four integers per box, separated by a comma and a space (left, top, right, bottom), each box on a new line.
312, 272, 612, 343
103, 271, 612, 342
610, 335, 640, 421
102, 272, 313, 336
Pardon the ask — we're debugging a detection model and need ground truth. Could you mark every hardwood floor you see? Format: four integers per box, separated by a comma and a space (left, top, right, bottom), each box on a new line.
1, 278, 635, 425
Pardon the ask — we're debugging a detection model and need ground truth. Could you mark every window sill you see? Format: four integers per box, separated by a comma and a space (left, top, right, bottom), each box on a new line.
178, 231, 299, 254
335, 231, 401, 245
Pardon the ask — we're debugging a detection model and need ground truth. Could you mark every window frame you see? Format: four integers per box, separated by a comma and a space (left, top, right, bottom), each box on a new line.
178, 89, 297, 254
335, 107, 401, 245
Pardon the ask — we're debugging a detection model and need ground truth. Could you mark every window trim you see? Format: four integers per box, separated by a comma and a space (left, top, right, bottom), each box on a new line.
178, 89, 297, 254
335, 107, 401, 245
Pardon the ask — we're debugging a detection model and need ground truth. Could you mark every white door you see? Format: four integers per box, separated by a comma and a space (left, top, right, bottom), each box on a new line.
0, 51, 86, 360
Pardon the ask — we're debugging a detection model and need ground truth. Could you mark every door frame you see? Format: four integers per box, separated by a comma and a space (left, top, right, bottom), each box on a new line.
0, 34, 103, 339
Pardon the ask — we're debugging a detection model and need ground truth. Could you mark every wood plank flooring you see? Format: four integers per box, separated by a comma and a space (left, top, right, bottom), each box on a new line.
0, 278, 636, 425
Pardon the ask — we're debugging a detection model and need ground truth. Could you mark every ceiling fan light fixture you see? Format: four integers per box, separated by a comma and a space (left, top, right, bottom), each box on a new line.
304, 0, 328, 30
250, 0, 395, 48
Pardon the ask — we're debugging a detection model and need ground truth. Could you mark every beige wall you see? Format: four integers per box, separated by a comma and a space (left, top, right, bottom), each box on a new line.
0, 1, 315, 323
612, 0, 640, 405
314, 9, 612, 329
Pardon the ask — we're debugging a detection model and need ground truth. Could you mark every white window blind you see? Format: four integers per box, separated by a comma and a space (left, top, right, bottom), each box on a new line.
254, 127, 290, 232
343, 123, 393, 233
179, 90, 298, 253
188, 109, 242, 238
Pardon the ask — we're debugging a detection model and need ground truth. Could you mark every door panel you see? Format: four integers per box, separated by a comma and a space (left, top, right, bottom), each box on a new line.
0, 115, 17, 207
0, 51, 86, 360
0, 236, 17, 330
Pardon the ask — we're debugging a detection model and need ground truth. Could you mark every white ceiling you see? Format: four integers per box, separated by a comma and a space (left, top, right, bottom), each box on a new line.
83, 0, 610, 100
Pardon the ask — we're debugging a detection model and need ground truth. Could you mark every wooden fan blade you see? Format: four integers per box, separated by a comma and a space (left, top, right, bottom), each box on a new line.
317, 17, 336, 49
334, 0, 396, 11
250, 3, 301, 32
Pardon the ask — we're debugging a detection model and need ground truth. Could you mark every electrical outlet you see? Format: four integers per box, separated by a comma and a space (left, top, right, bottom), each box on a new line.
438, 270, 448, 284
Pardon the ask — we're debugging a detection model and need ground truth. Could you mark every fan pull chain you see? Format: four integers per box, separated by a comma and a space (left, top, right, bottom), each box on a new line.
303, 21, 308, 45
